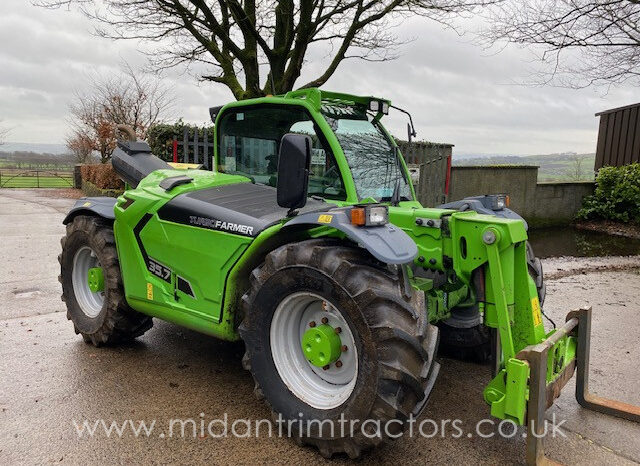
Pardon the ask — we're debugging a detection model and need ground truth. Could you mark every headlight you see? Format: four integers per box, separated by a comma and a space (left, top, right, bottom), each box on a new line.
488, 194, 509, 210
350, 204, 389, 226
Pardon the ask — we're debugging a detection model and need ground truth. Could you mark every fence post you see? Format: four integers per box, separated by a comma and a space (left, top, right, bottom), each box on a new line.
183, 127, 188, 163
194, 130, 199, 164
203, 131, 209, 169
36, 170, 40, 188
74, 165, 82, 189
172, 138, 178, 163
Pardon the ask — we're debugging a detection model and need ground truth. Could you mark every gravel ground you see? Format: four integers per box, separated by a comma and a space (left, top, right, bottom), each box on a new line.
1, 189, 639, 465
544, 255, 640, 279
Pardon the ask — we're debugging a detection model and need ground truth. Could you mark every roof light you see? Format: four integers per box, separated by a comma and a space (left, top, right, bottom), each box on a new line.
368, 100, 390, 115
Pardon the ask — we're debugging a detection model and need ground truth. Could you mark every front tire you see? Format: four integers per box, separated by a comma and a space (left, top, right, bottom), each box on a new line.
59, 215, 152, 346
239, 239, 439, 458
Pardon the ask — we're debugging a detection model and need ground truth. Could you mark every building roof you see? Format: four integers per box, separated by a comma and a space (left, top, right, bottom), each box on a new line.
595, 102, 640, 116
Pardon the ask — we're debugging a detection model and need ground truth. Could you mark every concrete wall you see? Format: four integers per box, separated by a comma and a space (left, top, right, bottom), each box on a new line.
530, 182, 595, 227
443, 165, 595, 227
449, 166, 539, 218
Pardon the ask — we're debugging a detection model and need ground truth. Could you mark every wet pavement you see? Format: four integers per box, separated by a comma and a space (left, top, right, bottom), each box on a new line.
1, 189, 639, 465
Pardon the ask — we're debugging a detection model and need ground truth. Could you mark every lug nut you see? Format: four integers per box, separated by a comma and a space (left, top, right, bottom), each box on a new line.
309, 321, 316, 328
321, 317, 328, 324
334, 327, 342, 334
429, 258, 437, 265
418, 256, 425, 263
341, 345, 348, 352
322, 365, 330, 370
427, 219, 435, 227
335, 361, 343, 368
415, 218, 423, 225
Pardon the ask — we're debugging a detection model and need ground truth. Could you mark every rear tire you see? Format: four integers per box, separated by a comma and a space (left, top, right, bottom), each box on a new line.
239, 239, 439, 458
59, 215, 152, 346
437, 242, 545, 363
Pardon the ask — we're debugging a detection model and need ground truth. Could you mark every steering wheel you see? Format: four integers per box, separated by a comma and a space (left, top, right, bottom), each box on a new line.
323, 165, 340, 187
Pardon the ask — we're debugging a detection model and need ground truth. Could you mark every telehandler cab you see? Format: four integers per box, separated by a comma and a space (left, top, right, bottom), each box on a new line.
60, 89, 639, 462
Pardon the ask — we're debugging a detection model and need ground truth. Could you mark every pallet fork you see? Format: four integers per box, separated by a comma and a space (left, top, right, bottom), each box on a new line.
517, 307, 640, 465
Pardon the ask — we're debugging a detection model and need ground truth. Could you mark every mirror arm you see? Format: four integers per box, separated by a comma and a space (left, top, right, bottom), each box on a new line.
390, 105, 417, 141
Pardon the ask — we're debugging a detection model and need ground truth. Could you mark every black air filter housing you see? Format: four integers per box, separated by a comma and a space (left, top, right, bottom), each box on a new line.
111, 140, 171, 187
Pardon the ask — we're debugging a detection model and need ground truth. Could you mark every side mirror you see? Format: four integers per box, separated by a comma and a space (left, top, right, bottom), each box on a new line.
277, 133, 312, 210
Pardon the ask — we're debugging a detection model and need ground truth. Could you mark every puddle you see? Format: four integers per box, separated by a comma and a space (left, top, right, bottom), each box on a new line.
528, 227, 640, 258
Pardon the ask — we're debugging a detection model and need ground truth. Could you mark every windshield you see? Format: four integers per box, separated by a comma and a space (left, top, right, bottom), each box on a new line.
323, 109, 412, 201
216, 105, 346, 200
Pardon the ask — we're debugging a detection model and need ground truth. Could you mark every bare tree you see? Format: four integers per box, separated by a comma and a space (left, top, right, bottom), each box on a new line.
70, 65, 174, 162
66, 130, 95, 163
0, 123, 11, 146
484, 0, 640, 87
566, 153, 586, 181
38, 0, 493, 100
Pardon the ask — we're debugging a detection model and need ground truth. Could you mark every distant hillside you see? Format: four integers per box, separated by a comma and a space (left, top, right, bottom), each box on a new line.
453, 152, 596, 182
1, 142, 68, 155
0, 149, 77, 170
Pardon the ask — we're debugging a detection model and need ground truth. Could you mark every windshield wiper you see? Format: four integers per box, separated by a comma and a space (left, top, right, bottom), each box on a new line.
390, 178, 401, 206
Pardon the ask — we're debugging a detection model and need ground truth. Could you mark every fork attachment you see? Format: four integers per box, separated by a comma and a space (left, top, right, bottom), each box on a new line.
518, 307, 640, 465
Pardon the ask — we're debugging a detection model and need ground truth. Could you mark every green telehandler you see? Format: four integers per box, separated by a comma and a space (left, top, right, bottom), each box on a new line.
59, 89, 639, 462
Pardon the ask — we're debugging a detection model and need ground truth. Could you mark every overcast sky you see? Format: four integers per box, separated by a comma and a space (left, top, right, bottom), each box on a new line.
1, 0, 637, 156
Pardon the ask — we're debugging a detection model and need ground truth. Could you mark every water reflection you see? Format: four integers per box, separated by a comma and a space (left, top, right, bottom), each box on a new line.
528, 227, 640, 258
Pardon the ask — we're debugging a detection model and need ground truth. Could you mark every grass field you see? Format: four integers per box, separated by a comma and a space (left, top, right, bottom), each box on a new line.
0, 171, 74, 188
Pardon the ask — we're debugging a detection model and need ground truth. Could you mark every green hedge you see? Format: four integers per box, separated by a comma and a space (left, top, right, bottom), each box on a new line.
577, 163, 640, 223
147, 119, 214, 161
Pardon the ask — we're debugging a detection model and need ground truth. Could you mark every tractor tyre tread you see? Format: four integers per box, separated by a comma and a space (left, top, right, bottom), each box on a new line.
60, 215, 152, 346
239, 238, 438, 459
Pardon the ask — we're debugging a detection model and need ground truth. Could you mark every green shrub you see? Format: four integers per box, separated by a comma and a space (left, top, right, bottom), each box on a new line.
576, 163, 640, 223
147, 119, 214, 161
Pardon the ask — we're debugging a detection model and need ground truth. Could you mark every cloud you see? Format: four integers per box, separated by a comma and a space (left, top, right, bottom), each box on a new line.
1, 1, 636, 155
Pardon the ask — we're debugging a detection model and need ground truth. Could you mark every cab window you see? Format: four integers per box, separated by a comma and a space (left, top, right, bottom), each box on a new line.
217, 106, 345, 200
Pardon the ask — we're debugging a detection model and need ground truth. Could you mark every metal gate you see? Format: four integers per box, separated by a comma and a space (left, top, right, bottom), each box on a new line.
0, 170, 74, 188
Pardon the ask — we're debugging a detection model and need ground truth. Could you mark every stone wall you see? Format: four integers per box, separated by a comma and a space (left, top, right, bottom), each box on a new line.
438, 165, 595, 227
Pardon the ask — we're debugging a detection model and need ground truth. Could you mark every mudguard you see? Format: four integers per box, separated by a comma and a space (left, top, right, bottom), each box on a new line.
439, 195, 528, 230
284, 208, 418, 264
62, 197, 117, 225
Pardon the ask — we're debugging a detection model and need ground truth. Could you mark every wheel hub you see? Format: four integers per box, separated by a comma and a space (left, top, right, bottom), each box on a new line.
302, 324, 342, 367
87, 267, 104, 293
270, 292, 358, 409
